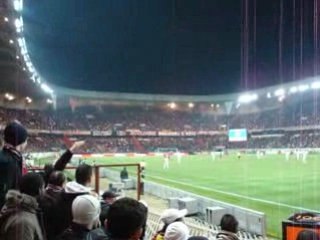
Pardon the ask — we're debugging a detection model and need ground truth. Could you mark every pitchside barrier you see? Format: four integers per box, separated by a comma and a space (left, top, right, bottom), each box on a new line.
102, 169, 267, 237
29, 163, 143, 200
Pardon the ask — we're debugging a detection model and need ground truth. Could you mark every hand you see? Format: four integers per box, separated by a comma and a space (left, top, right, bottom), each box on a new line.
69, 140, 85, 153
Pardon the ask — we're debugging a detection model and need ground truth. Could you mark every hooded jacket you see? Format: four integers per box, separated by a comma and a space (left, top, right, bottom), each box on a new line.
0, 190, 43, 240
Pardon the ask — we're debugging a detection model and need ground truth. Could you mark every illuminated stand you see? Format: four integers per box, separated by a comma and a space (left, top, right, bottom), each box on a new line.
282, 212, 320, 240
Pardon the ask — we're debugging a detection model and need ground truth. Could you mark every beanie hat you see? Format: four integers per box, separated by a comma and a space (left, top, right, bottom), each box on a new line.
160, 209, 188, 225
72, 195, 101, 225
164, 222, 189, 240
4, 121, 28, 147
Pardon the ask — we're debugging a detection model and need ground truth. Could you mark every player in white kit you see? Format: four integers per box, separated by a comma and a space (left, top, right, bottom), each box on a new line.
163, 153, 170, 169
176, 151, 182, 164
285, 151, 290, 161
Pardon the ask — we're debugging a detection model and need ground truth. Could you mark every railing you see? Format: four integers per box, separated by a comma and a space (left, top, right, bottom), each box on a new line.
29, 163, 142, 200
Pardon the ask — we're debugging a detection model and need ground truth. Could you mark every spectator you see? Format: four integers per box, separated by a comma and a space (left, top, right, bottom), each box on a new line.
65, 164, 95, 195
164, 222, 189, 240
216, 214, 239, 240
120, 167, 129, 180
0, 172, 44, 240
188, 237, 209, 240
90, 197, 147, 240
153, 209, 188, 240
40, 140, 85, 187
99, 190, 119, 225
38, 171, 67, 239
0, 121, 28, 207
296, 230, 320, 240
59, 194, 101, 240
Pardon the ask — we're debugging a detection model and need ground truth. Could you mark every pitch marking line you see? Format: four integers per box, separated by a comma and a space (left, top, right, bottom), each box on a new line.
149, 175, 319, 212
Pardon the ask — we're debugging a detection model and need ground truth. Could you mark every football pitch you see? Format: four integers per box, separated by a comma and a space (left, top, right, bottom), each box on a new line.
87, 153, 320, 238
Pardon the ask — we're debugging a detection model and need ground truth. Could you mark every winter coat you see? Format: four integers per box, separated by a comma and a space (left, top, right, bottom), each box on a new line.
38, 185, 86, 240
57, 222, 92, 240
0, 146, 24, 208
0, 190, 44, 240
216, 230, 239, 240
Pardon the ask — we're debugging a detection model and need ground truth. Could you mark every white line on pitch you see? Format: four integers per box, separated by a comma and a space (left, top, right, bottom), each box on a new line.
148, 175, 319, 212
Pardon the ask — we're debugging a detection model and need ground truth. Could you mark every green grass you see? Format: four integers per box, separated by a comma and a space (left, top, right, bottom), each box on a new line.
86, 153, 320, 238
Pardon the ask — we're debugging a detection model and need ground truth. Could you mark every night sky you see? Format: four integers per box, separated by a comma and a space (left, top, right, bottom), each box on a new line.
23, 0, 317, 95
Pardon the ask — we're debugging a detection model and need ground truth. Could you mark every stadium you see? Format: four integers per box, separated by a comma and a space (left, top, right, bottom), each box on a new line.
1, 1, 320, 240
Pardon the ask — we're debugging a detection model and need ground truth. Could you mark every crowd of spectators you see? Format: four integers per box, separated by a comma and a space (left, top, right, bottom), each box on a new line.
0, 121, 250, 240
0, 99, 319, 154
24, 131, 320, 154
1, 100, 320, 133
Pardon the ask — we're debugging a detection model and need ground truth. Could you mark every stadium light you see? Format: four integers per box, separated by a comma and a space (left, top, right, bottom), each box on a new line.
311, 81, 320, 89
278, 95, 285, 102
289, 86, 298, 94
5, 93, 15, 101
41, 83, 54, 94
4, 17, 9, 22
210, 104, 214, 108
16, 55, 20, 59
14, 18, 22, 29
298, 84, 309, 92
238, 93, 258, 103
168, 102, 176, 109
13, 0, 23, 12
25, 97, 32, 103
267, 92, 272, 98
9, 39, 14, 44
216, 104, 220, 108
47, 99, 53, 104
22, 67, 26, 71
188, 102, 194, 108
274, 88, 285, 97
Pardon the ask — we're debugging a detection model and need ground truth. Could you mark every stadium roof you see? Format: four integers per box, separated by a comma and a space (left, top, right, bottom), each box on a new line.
54, 76, 320, 104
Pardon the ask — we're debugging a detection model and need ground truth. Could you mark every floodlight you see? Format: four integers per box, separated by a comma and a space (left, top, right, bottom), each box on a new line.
238, 93, 258, 103
311, 81, 320, 89
14, 0, 23, 12
274, 88, 285, 97
298, 84, 309, 92
278, 95, 285, 102
267, 92, 271, 98
16, 56, 19, 59
289, 86, 298, 93
25, 97, 32, 103
14, 18, 22, 29
4, 17, 9, 22
188, 102, 194, 108
41, 83, 54, 94
5, 93, 15, 101
210, 104, 214, 108
9, 39, 14, 44
47, 99, 53, 104
168, 102, 176, 109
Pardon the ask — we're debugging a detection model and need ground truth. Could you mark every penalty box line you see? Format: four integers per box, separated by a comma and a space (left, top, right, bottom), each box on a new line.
148, 175, 318, 212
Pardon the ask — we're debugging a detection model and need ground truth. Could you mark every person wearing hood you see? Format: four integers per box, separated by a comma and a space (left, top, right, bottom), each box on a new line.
0, 172, 45, 240
153, 208, 188, 240
65, 164, 97, 197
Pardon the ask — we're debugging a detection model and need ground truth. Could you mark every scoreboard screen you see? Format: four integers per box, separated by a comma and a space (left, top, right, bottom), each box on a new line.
228, 129, 248, 142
